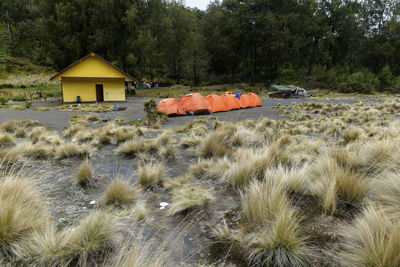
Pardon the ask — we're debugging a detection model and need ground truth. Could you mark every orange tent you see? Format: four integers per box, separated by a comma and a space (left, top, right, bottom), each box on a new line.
247, 93, 262, 107
205, 94, 228, 113
221, 94, 240, 110
157, 98, 186, 116
236, 93, 255, 108
179, 93, 211, 113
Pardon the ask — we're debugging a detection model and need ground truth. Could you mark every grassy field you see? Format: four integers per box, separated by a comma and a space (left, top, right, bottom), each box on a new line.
136, 83, 269, 98
0, 24, 59, 101
0, 73, 60, 101
1, 96, 400, 265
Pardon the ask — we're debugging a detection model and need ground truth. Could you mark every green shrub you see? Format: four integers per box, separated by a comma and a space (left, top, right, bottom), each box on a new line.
143, 99, 167, 125
0, 84, 14, 89
0, 97, 8, 105
11, 95, 26, 102
378, 65, 394, 91
25, 102, 32, 109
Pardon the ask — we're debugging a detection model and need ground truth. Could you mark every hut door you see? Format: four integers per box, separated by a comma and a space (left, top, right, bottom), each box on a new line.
96, 84, 104, 102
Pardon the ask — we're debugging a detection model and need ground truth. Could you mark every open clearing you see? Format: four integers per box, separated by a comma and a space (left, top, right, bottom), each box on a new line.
2, 95, 400, 266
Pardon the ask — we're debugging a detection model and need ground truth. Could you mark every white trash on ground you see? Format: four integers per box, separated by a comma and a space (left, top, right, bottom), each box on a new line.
160, 202, 169, 209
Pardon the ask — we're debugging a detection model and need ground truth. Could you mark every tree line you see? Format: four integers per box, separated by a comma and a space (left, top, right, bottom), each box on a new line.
1, 0, 400, 92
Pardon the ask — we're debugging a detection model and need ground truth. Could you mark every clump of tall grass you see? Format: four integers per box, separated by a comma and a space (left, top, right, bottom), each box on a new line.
0, 176, 48, 257
11, 142, 54, 159
0, 149, 21, 165
241, 179, 291, 226
55, 143, 90, 159
179, 135, 202, 148
110, 227, 186, 267
167, 185, 214, 216
114, 139, 157, 158
309, 155, 368, 215
264, 165, 310, 195
357, 139, 400, 173
114, 126, 143, 143
338, 204, 400, 267
223, 144, 290, 187
232, 127, 264, 147
29, 127, 47, 144
25, 211, 119, 266
370, 171, 400, 215
62, 125, 83, 138
342, 127, 362, 144
157, 145, 176, 160
239, 179, 310, 266
247, 210, 310, 267
197, 128, 234, 158
129, 200, 147, 221
138, 161, 165, 187
14, 128, 26, 138
0, 133, 15, 147
0, 120, 18, 133
75, 159, 93, 186
74, 129, 95, 143
102, 179, 141, 206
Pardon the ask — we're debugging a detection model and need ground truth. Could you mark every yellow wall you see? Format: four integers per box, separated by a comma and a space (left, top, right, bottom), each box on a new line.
53, 56, 133, 81
62, 77, 125, 102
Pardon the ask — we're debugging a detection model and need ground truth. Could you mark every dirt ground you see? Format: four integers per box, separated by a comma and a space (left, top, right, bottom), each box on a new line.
0, 96, 375, 130
1, 93, 392, 266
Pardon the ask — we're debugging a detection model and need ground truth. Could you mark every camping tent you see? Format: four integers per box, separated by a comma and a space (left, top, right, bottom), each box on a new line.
221, 94, 240, 110
247, 93, 262, 107
205, 94, 228, 113
179, 93, 211, 113
157, 98, 186, 116
236, 93, 255, 108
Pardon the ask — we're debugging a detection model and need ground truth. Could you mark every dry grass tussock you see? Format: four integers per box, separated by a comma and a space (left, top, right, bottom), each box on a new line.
338, 204, 400, 267
0, 176, 48, 258
167, 185, 214, 216
114, 138, 158, 158
241, 178, 292, 226
230, 178, 311, 266
55, 143, 91, 159
197, 128, 234, 158
110, 225, 187, 267
138, 161, 165, 187
75, 159, 93, 186
222, 143, 291, 187
0, 133, 15, 147
309, 154, 368, 215
370, 171, 400, 216
357, 139, 400, 173
102, 178, 141, 206
10, 142, 54, 159
23, 211, 119, 266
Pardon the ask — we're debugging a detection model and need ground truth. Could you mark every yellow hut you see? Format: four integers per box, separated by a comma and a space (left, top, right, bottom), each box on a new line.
50, 53, 135, 103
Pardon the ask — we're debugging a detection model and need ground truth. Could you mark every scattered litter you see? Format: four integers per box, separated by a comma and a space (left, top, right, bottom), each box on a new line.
89, 200, 96, 205
113, 105, 126, 111
160, 202, 169, 209
59, 218, 65, 223
82, 207, 87, 210
160, 202, 169, 207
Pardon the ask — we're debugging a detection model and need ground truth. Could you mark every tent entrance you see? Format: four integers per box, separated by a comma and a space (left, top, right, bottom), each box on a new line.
96, 84, 104, 102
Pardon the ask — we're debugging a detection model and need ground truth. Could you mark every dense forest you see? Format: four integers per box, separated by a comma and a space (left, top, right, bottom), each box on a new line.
1, 0, 400, 92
